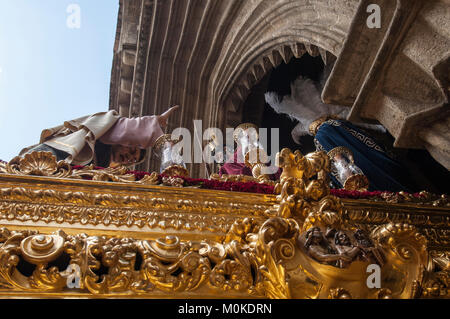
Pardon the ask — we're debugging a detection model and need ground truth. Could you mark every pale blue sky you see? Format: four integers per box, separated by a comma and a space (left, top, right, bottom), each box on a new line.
0, 0, 119, 160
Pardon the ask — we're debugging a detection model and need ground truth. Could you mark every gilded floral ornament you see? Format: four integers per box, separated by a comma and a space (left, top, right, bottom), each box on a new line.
72, 165, 161, 185
421, 252, 449, 298
244, 148, 273, 183
0, 218, 441, 298
253, 218, 299, 299
274, 148, 334, 225
0, 151, 161, 185
21, 233, 66, 264
210, 173, 257, 183
161, 176, 185, 187
343, 174, 369, 192
302, 195, 344, 231
0, 148, 448, 298
371, 223, 428, 298
210, 173, 276, 186
5, 152, 72, 178
161, 165, 189, 178
0, 218, 292, 298
265, 148, 436, 298
381, 191, 449, 207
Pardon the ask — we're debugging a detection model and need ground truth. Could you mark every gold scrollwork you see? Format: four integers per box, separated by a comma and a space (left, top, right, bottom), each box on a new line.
268, 148, 435, 299
5, 152, 72, 178
274, 148, 332, 224
0, 147, 447, 299
0, 216, 441, 299
0, 151, 162, 185
0, 226, 278, 297
210, 173, 276, 186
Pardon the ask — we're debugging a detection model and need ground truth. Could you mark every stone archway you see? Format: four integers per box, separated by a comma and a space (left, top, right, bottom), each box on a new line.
208, 0, 356, 131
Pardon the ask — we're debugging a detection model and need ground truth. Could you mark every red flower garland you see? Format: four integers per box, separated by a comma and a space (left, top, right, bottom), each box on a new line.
70, 166, 444, 199
329, 189, 426, 200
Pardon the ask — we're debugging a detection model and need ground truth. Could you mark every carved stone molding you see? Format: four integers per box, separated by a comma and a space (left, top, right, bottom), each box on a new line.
323, 0, 450, 169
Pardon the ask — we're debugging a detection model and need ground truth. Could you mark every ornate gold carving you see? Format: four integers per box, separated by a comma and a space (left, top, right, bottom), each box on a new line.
420, 251, 450, 298
371, 223, 428, 259
161, 175, 185, 187
371, 223, 428, 299
161, 165, 189, 178
308, 115, 340, 135
0, 148, 448, 299
0, 202, 445, 298
0, 152, 161, 185
210, 173, 276, 186
21, 233, 65, 264
4, 152, 72, 178
253, 218, 297, 299
1, 151, 446, 206
276, 148, 330, 183
243, 148, 274, 183
72, 165, 161, 184
0, 225, 288, 297
210, 173, 257, 183
421, 273, 449, 298
0, 182, 275, 236
267, 148, 437, 298
343, 174, 369, 192
274, 148, 331, 221
381, 191, 449, 207
377, 288, 393, 299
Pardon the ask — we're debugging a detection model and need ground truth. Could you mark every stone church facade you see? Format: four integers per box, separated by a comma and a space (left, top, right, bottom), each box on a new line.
109, 0, 449, 177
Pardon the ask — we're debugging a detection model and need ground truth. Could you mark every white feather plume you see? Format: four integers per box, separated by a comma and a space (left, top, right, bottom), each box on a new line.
265, 70, 385, 144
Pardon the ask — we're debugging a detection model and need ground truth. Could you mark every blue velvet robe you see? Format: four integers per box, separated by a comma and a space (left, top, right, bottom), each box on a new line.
314, 119, 412, 192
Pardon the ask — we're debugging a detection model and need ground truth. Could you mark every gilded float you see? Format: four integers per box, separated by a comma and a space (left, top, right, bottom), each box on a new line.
0, 150, 448, 298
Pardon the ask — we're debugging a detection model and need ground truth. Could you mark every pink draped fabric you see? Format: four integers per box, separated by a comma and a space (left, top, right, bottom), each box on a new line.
219, 147, 282, 180
219, 162, 253, 176
219, 147, 253, 176
100, 116, 164, 149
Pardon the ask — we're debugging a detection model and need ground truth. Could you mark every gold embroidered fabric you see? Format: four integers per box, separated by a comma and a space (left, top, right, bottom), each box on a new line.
308, 115, 340, 135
